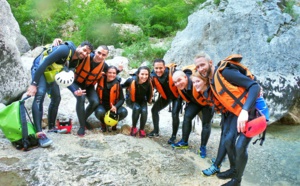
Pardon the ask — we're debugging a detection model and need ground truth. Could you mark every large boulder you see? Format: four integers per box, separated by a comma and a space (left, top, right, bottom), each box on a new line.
164, 0, 300, 124
0, 0, 31, 105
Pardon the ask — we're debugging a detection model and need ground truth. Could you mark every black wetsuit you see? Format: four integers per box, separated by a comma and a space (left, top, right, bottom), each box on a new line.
30, 42, 77, 132
94, 77, 128, 124
68, 52, 109, 129
211, 64, 260, 182
151, 68, 182, 137
179, 75, 214, 146
122, 77, 152, 130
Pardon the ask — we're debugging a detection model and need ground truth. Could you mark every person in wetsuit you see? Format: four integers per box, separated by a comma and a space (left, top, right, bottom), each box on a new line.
68, 45, 111, 136
94, 66, 128, 131
148, 59, 182, 144
26, 41, 92, 147
195, 52, 260, 186
171, 70, 214, 158
122, 66, 153, 138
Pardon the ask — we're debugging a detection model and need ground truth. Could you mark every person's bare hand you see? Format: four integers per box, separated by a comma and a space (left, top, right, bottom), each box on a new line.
74, 88, 86, 96
110, 103, 117, 113
237, 109, 248, 133
26, 85, 37, 96
52, 38, 63, 46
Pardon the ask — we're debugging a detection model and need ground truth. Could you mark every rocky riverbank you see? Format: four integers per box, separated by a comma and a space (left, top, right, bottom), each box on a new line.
0, 104, 299, 186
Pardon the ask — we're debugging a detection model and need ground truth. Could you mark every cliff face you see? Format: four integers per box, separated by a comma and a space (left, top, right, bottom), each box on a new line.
164, 0, 300, 124
0, 0, 30, 104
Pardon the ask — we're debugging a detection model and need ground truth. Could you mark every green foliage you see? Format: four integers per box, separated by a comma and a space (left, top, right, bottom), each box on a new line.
8, 0, 73, 47
118, 30, 145, 47
8, 0, 204, 62
283, 0, 299, 20
69, 0, 112, 47
122, 40, 168, 69
267, 35, 274, 43
106, 0, 204, 37
214, 0, 221, 6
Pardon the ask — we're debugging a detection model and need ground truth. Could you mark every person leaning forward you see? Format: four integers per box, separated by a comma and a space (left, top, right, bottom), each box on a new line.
195, 52, 260, 186
171, 69, 214, 159
26, 40, 92, 147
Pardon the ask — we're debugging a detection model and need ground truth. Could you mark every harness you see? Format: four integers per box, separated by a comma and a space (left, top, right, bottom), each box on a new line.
210, 54, 255, 116
152, 63, 179, 99
203, 88, 228, 113
97, 76, 120, 105
75, 55, 104, 86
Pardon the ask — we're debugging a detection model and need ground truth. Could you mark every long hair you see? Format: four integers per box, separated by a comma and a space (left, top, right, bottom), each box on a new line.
136, 66, 151, 84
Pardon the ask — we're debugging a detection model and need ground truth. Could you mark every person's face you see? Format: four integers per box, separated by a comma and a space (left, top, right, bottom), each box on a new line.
153, 62, 165, 77
191, 76, 207, 92
173, 75, 188, 90
76, 45, 92, 60
138, 69, 149, 84
195, 57, 212, 78
106, 68, 117, 82
94, 47, 108, 63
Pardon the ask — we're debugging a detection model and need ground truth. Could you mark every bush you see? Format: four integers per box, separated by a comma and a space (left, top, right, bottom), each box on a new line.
122, 41, 168, 69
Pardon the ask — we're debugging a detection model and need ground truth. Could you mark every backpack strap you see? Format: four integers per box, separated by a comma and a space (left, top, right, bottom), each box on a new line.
64, 49, 72, 68
252, 129, 266, 146
19, 98, 30, 150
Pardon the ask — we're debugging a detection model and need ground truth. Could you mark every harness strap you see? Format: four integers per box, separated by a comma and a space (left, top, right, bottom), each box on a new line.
252, 129, 266, 146
216, 72, 244, 108
65, 49, 72, 67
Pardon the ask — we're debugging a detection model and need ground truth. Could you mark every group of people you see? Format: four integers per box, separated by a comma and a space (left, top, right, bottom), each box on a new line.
26, 38, 269, 186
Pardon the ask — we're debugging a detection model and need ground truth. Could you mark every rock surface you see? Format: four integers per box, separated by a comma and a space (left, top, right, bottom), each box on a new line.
0, 104, 299, 186
164, 0, 300, 124
0, 0, 30, 105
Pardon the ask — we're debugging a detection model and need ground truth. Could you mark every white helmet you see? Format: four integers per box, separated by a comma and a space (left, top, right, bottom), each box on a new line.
55, 70, 74, 87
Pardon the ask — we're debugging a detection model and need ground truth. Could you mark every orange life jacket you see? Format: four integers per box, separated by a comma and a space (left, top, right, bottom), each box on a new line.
128, 79, 153, 103
75, 55, 104, 86
202, 88, 227, 114
152, 63, 179, 99
210, 54, 255, 116
178, 86, 208, 106
182, 64, 197, 74
97, 76, 120, 106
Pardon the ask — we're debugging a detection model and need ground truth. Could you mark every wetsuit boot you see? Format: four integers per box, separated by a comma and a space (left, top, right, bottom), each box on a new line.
221, 178, 241, 186
217, 168, 237, 180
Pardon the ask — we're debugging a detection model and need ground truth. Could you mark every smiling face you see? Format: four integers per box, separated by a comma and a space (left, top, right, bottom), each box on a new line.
191, 75, 207, 92
194, 57, 213, 79
106, 68, 117, 82
153, 61, 166, 77
76, 45, 92, 60
138, 69, 149, 84
94, 46, 109, 63
172, 71, 188, 90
